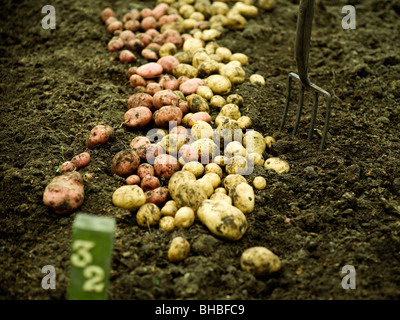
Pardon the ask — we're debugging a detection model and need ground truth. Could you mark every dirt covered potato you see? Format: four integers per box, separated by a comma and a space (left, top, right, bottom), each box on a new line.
136, 203, 161, 227
168, 236, 191, 262
223, 174, 247, 191
242, 130, 266, 155
172, 180, 207, 212
225, 155, 248, 175
240, 246, 281, 277
264, 157, 290, 174
182, 161, 204, 178
159, 216, 175, 232
197, 200, 247, 241
43, 171, 84, 215
112, 185, 146, 211
86, 125, 114, 149
124, 106, 153, 128
229, 182, 255, 214
153, 106, 183, 128
168, 170, 197, 199
71, 152, 91, 169
205, 74, 231, 95
174, 207, 195, 229
111, 149, 140, 177
145, 186, 169, 206
161, 200, 178, 217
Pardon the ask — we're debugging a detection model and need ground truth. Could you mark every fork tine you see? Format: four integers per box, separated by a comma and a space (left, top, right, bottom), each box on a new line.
293, 85, 305, 135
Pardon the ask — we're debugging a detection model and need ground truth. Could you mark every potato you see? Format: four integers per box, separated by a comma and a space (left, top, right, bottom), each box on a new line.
201, 29, 221, 41
240, 247, 281, 277
153, 154, 180, 179
226, 94, 244, 108
173, 63, 198, 79
107, 37, 124, 52
101, 8, 115, 23
182, 37, 204, 53
197, 60, 220, 78
223, 174, 247, 191
136, 203, 161, 228
196, 178, 214, 197
153, 89, 179, 110
179, 78, 205, 95
182, 161, 204, 178
190, 121, 213, 140
172, 180, 207, 211
86, 125, 114, 149
136, 62, 163, 79
161, 29, 183, 48
242, 131, 266, 155
224, 141, 247, 158
191, 138, 219, 163
59, 161, 76, 175
159, 216, 176, 232
237, 116, 252, 129
264, 136, 276, 149
111, 150, 140, 177
226, 13, 246, 30
205, 74, 231, 95
141, 175, 161, 191
161, 200, 178, 217
182, 112, 193, 127
197, 200, 247, 241
112, 185, 146, 211
174, 207, 195, 229
196, 85, 213, 100
124, 106, 153, 128
264, 157, 290, 174
158, 74, 179, 90
157, 55, 180, 74
186, 112, 211, 126
129, 74, 147, 88
253, 176, 267, 190
219, 63, 246, 85
233, 2, 258, 18
43, 171, 84, 214
168, 170, 197, 199
145, 186, 169, 206
153, 106, 183, 129
203, 172, 221, 188
178, 144, 199, 164
229, 182, 254, 214
152, 3, 169, 19
119, 49, 136, 63
247, 152, 265, 166
210, 95, 226, 109
225, 155, 248, 175
215, 47, 232, 63
230, 53, 248, 66
210, 192, 232, 205
146, 82, 163, 95
145, 143, 164, 165
107, 20, 123, 34
127, 92, 153, 109
174, 51, 193, 64
204, 163, 223, 178
168, 236, 191, 262
249, 74, 265, 85
258, 0, 277, 11
126, 174, 141, 185
130, 136, 151, 160
137, 163, 155, 178
186, 94, 210, 113
214, 187, 227, 195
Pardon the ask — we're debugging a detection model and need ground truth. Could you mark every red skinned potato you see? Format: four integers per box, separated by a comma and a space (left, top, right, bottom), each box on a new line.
129, 74, 147, 88
145, 187, 169, 206
178, 144, 199, 163
153, 89, 179, 110
59, 161, 76, 174
161, 29, 183, 48
152, 3, 169, 19
126, 174, 141, 185
127, 92, 153, 109
107, 20, 123, 34
146, 28, 160, 39
135, 33, 152, 47
178, 100, 189, 115
137, 163, 155, 178
145, 144, 164, 164
157, 56, 180, 74
187, 112, 211, 126
124, 107, 153, 128
120, 50, 136, 63
141, 48, 159, 61
130, 136, 151, 160
101, 8, 115, 23
43, 171, 84, 215
128, 38, 145, 51
140, 8, 153, 19
146, 82, 163, 95
154, 154, 180, 179
125, 19, 141, 32
158, 74, 179, 90
86, 125, 114, 149
141, 175, 161, 191
107, 37, 124, 52
119, 30, 135, 44
154, 106, 183, 129
71, 152, 91, 169
179, 78, 205, 95
141, 16, 157, 31
111, 149, 140, 177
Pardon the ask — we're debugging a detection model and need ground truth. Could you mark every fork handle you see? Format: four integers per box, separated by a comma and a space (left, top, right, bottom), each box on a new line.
295, 0, 315, 85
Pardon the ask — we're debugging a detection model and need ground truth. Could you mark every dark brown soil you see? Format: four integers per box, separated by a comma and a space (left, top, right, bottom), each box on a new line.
1, 0, 400, 301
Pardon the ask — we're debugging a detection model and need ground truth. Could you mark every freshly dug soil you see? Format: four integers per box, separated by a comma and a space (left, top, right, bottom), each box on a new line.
1, 0, 400, 300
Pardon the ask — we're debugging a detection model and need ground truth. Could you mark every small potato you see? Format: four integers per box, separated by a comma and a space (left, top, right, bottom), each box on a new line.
145, 186, 169, 206
197, 60, 220, 78
174, 51, 193, 64
168, 236, 191, 262
192, 49, 211, 69
168, 170, 197, 199
219, 63, 246, 85
204, 163, 223, 178
182, 161, 205, 178
213, 118, 242, 147
182, 112, 193, 127
111, 150, 140, 177
258, 0, 277, 11
101, 8, 115, 23
130, 136, 151, 160
178, 144, 199, 164
191, 138, 219, 163
107, 37, 124, 52
43, 171, 84, 215
223, 174, 247, 191
210, 192, 232, 205
153, 89, 179, 110
247, 152, 265, 166
197, 200, 247, 241
179, 78, 205, 95
226, 13, 246, 30
264, 136, 276, 149
233, 2, 258, 18
137, 62, 164, 79
242, 131, 266, 155
225, 156, 248, 175
145, 143, 164, 165
126, 174, 141, 185
157, 56, 180, 74
174, 207, 195, 229
130, 74, 147, 88
210, 95, 226, 109
182, 38, 204, 53
196, 85, 213, 100
191, 121, 213, 140
237, 116, 252, 129
224, 141, 247, 158
215, 47, 232, 63
159, 133, 188, 156
173, 63, 198, 79
141, 175, 161, 191
160, 29, 183, 48
205, 75, 231, 95
196, 178, 214, 198
214, 187, 227, 194
124, 107, 153, 128
226, 94, 244, 108
119, 50, 136, 63
172, 181, 207, 211
203, 172, 221, 188
127, 92, 153, 109
159, 216, 176, 232
229, 182, 255, 214
161, 200, 178, 217
158, 74, 179, 90
253, 176, 267, 190
186, 94, 210, 113
137, 163, 155, 178
86, 125, 114, 149
230, 53, 248, 66
59, 161, 76, 175
153, 106, 183, 129
146, 82, 163, 95
240, 246, 281, 277
154, 154, 181, 179
186, 112, 211, 126
249, 74, 266, 85
112, 185, 146, 211
201, 29, 221, 41
210, 1, 229, 16
136, 203, 161, 227
264, 157, 290, 174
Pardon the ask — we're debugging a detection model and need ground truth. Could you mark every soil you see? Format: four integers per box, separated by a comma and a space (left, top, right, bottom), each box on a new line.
1, 0, 400, 301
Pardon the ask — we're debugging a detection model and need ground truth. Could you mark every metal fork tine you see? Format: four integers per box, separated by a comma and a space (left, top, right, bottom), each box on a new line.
293, 85, 305, 135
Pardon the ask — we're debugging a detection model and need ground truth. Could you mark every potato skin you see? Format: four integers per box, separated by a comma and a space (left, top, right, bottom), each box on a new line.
145, 186, 169, 206
124, 106, 153, 128
43, 171, 84, 215
71, 152, 91, 169
240, 246, 281, 277
111, 149, 140, 177
153, 154, 181, 179
168, 236, 190, 262
130, 136, 151, 160
137, 163, 155, 178
112, 185, 146, 211
136, 203, 161, 227
86, 125, 114, 149
229, 182, 254, 214
141, 175, 161, 191
154, 106, 183, 129
172, 181, 207, 212
127, 93, 153, 109
59, 161, 76, 175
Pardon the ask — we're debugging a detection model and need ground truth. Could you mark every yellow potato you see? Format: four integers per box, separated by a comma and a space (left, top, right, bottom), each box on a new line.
223, 174, 247, 191
159, 216, 175, 232
136, 203, 161, 227
229, 182, 255, 214
240, 246, 281, 277
264, 157, 290, 174
182, 161, 205, 178
253, 176, 267, 190
112, 185, 146, 211
172, 180, 208, 211
196, 178, 214, 198
174, 207, 195, 229
205, 74, 231, 95
168, 236, 191, 262
210, 95, 226, 109
168, 171, 197, 199
225, 155, 248, 175
210, 192, 232, 205
204, 163, 223, 178
219, 103, 241, 120
161, 200, 178, 217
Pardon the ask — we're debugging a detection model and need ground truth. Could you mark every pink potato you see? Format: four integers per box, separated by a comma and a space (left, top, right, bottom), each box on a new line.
123, 9, 140, 22
157, 56, 180, 74
101, 8, 115, 23
153, 89, 179, 110
86, 125, 114, 149
124, 107, 153, 128
43, 171, 84, 215
153, 106, 183, 129
141, 175, 161, 191
107, 20, 123, 34
127, 92, 153, 109
146, 82, 163, 95
135, 33, 152, 47
128, 38, 145, 52
126, 174, 141, 185
152, 3, 169, 19
137, 62, 163, 79
120, 50, 136, 63
141, 48, 159, 61
124, 19, 141, 32
178, 100, 189, 115
71, 152, 91, 169
129, 74, 147, 88
105, 16, 118, 26
178, 76, 190, 86
161, 29, 183, 48
170, 125, 189, 137
187, 112, 211, 126
130, 136, 151, 160
141, 16, 157, 31
158, 74, 179, 90
179, 78, 205, 95
119, 30, 135, 44
154, 154, 180, 179
145, 144, 164, 164
107, 37, 124, 52
145, 28, 160, 39
178, 144, 199, 162
127, 66, 138, 78
111, 149, 140, 177
145, 187, 169, 206
137, 163, 155, 178
157, 14, 180, 28
59, 161, 76, 175
140, 8, 154, 19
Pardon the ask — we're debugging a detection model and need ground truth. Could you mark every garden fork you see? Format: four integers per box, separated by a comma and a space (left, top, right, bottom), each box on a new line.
279, 0, 332, 150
